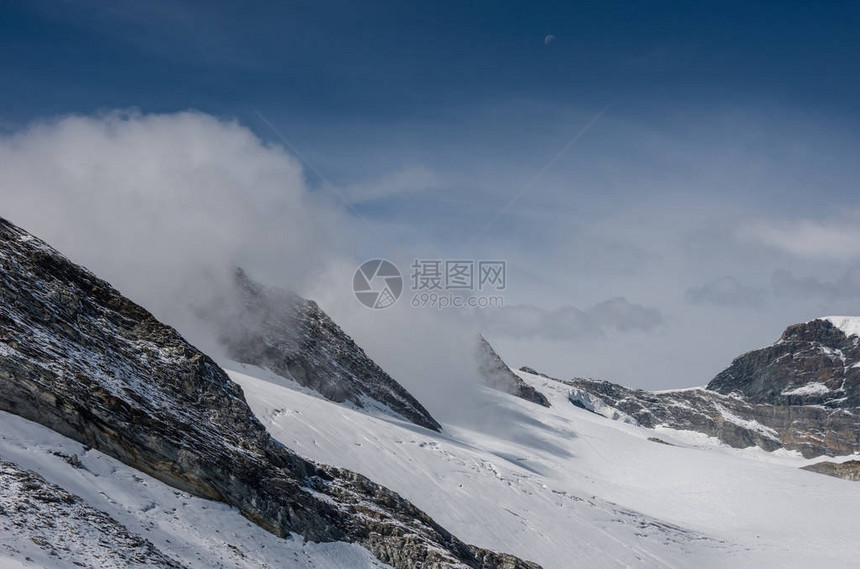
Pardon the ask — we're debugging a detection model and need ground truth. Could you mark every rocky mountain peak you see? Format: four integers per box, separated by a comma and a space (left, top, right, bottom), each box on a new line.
707, 317, 860, 408
204, 267, 442, 431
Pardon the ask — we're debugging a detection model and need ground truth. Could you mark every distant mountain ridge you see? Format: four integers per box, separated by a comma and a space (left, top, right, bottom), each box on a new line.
519, 317, 860, 458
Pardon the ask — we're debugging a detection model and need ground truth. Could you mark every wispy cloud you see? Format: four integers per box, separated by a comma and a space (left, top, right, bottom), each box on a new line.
739, 212, 860, 260
686, 276, 766, 307
337, 165, 439, 204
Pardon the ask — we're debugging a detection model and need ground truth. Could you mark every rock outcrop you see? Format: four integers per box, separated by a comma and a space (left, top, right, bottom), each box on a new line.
520, 317, 860, 458
477, 337, 549, 407
207, 268, 441, 432
801, 460, 860, 481
0, 217, 539, 569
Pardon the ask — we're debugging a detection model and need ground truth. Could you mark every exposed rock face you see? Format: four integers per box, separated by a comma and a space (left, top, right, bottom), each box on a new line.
208, 269, 441, 432
708, 318, 860, 408
0, 217, 539, 569
801, 460, 860, 481
0, 460, 185, 568
477, 337, 549, 407
521, 319, 860, 458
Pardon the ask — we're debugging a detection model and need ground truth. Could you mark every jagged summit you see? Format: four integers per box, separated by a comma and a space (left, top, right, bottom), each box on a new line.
0, 217, 538, 569
204, 267, 441, 431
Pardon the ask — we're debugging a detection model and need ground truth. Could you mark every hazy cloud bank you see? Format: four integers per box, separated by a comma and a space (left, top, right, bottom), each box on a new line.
5, 109, 860, 398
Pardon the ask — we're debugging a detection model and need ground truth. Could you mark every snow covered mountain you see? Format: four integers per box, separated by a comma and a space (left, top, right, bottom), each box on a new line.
527, 317, 860, 458
1, 214, 859, 569
0, 217, 535, 569
201, 268, 441, 431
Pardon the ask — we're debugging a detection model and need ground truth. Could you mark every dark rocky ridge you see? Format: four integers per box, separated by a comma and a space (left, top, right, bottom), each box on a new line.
207, 268, 441, 432
477, 336, 549, 407
521, 318, 860, 458
0, 217, 539, 569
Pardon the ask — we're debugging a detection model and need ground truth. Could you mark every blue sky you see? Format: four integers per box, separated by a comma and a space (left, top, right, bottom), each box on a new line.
3, 1, 859, 128
3, 1, 860, 390
4, 1, 860, 118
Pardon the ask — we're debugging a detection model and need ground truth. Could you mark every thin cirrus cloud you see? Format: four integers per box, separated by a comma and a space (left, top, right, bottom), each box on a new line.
336, 165, 440, 204
685, 276, 766, 307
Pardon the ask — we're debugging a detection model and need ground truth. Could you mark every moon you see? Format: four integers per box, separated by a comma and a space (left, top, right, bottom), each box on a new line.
544, 34, 555, 45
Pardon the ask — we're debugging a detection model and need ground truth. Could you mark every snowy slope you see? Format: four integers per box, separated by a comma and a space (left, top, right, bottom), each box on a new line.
0, 410, 391, 569
227, 362, 860, 569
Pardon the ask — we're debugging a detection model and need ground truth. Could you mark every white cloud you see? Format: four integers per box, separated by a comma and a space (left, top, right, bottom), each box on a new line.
0, 110, 348, 352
